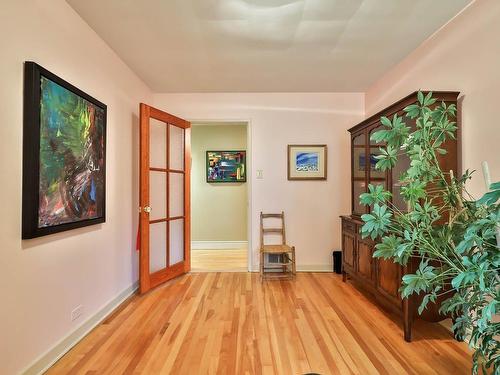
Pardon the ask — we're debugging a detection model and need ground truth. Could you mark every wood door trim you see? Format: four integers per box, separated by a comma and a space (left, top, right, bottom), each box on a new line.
149, 168, 185, 174
183, 127, 191, 272
169, 215, 185, 221
148, 105, 190, 129
150, 218, 168, 224
149, 216, 185, 224
166, 119, 170, 267
139, 103, 151, 293
149, 262, 185, 289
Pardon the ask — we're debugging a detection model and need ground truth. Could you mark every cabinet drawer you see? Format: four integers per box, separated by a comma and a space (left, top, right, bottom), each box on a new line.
342, 220, 357, 233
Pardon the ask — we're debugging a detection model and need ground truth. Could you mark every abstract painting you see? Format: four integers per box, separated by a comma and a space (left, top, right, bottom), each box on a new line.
206, 151, 246, 182
23, 62, 106, 238
288, 145, 327, 180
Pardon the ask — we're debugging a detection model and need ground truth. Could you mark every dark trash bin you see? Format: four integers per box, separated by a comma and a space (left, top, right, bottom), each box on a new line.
332, 250, 342, 274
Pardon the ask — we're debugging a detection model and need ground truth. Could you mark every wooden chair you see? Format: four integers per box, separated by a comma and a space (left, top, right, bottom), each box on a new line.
260, 211, 296, 280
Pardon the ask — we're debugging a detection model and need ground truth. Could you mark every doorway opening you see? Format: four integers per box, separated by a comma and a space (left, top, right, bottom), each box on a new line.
190, 121, 249, 272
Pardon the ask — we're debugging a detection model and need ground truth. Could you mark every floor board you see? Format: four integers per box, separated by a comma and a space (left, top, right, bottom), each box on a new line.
47, 273, 471, 374
191, 249, 247, 272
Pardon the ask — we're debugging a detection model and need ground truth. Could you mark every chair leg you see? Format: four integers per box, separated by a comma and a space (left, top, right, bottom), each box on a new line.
292, 247, 296, 275
260, 251, 264, 281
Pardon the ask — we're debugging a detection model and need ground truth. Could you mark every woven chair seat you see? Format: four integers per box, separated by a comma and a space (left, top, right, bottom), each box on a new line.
261, 244, 294, 254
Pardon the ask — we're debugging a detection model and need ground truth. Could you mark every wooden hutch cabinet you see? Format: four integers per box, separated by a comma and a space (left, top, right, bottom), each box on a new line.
341, 91, 460, 341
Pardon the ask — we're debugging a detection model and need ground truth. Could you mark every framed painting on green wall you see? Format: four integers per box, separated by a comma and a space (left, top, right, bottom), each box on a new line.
206, 151, 246, 183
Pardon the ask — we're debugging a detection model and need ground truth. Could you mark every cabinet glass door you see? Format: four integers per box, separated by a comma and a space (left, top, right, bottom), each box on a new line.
391, 153, 411, 212
369, 147, 385, 179
353, 148, 366, 179
352, 131, 367, 215
370, 125, 384, 145
353, 180, 367, 215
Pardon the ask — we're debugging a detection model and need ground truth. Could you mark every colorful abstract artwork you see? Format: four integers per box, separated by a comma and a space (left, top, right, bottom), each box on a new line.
23, 62, 106, 238
206, 151, 246, 182
288, 145, 327, 180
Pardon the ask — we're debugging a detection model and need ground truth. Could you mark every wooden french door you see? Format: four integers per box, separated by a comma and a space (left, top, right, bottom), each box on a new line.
139, 103, 191, 294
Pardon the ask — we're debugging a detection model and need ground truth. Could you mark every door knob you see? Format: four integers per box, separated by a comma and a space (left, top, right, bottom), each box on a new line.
143, 206, 151, 213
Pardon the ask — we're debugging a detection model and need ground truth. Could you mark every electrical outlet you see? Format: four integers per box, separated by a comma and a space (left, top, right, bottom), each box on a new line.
71, 305, 83, 322
256, 169, 263, 179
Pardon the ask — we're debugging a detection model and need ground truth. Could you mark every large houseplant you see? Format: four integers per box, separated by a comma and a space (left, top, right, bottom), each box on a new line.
359, 92, 499, 374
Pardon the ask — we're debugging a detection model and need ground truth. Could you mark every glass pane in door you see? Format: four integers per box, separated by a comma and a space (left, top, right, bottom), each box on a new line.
150, 118, 167, 169
169, 125, 184, 171
150, 222, 167, 272
169, 172, 184, 217
169, 219, 184, 265
149, 171, 166, 221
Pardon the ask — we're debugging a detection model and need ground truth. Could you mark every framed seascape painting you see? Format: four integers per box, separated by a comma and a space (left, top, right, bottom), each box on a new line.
206, 151, 246, 183
287, 144, 327, 180
22, 62, 107, 239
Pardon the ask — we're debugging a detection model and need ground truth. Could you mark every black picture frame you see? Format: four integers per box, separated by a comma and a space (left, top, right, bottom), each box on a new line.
22, 62, 107, 239
206, 150, 247, 183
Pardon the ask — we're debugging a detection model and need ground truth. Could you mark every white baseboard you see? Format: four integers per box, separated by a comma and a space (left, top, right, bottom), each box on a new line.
191, 241, 248, 250
22, 281, 139, 375
296, 264, 333, 272
250, 264, 332, 272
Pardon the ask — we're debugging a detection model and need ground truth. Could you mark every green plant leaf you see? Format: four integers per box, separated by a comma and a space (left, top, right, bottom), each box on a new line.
477, 181, 500, 205
401, 260, 436, 298
417, 91, 424, 105
373, 235, 402, 259
360, 204, 392, 240
418, 292, 438, 315
359, 184, 392, 206
374, 145, 398, 171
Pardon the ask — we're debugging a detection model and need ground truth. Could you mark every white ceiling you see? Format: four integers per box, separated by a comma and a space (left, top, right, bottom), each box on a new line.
67, 0, 471, 93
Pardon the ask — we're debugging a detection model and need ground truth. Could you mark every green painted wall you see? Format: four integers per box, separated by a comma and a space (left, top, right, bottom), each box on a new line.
191, 124, 247, 241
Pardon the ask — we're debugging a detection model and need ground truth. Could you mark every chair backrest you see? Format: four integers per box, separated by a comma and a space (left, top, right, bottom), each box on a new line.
260, 211, 286, 247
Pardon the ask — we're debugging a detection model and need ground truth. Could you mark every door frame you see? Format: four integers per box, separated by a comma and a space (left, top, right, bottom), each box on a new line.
188, 118, 253, 272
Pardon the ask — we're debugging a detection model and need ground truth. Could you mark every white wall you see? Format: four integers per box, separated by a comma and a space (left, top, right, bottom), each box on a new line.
191, 124, 248, 242
153, 93, 364, 270
0, 1, 151, 374
365, 0, 500, 197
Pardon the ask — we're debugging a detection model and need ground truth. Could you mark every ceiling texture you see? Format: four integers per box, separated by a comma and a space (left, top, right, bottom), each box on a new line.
67, 0, 471, 92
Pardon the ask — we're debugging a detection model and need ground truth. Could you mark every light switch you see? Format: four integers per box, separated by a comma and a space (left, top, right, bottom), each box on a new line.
256, 170, 263, 179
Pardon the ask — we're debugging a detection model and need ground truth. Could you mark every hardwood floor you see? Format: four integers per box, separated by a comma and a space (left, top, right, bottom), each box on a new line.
191, 249, 247, 272
47, 273, 471, 375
